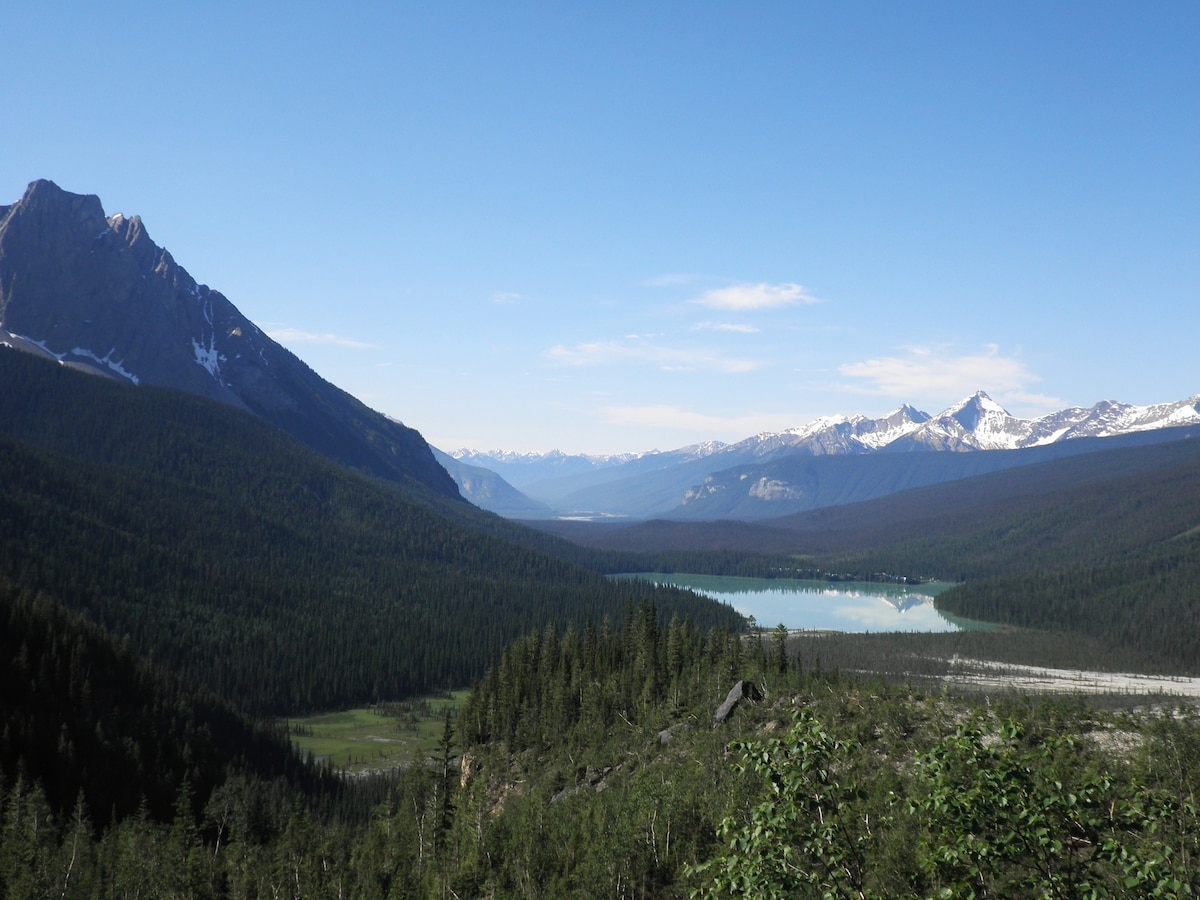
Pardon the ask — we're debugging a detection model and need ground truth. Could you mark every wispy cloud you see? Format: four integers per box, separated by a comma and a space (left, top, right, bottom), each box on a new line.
999, 391, 1065, 412
643, 273, 703, 288
545, 336, 759, 374
693, 282, 823, 311
598, 405, 800, 438
691, 321, 760, 334
266, 328, 376, 349
492, 291, 527, 305
837, 344, 1043, 401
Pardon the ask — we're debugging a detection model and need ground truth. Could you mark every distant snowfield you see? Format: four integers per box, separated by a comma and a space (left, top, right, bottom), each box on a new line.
938, 657, 1200, 698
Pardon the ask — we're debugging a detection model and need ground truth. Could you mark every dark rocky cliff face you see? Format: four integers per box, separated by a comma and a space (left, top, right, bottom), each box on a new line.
0, 179, 460, 500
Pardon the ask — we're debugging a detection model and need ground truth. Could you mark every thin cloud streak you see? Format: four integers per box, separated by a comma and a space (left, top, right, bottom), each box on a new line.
492, 291, 527, 305
643, 273, 704, 288
692, 321, 760, 334
693, 282, 823, 311
1000, 391, 1066, 412
837, 344, 1041, 399
598, 404, 801, 440
266, 328, 377, 349
545, 337, 759, 374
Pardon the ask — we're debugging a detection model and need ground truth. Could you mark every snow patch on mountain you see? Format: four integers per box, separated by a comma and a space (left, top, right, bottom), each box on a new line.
191, 336, 224, 379
70, 346, 141, 385
2, 332, 141, 384
723, 404, 930, 458
907, 392, 1029, 451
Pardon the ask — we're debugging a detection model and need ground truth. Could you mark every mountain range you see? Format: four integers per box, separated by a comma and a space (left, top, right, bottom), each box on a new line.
446, 391, 1200, 520
3, 179, 1196, 526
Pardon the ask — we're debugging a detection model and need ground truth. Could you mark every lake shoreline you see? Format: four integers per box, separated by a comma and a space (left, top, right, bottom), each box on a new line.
618, 572, 996, 634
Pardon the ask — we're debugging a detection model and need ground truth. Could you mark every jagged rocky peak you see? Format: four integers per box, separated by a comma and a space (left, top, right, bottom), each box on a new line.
19, 178, 104, 217
106, 210, 147, 247
0, 179, 460, 499
2, 181, 111, 259
1, 180, 103, 261
0, 179, 240, 401
890, 403, 931, 424
722, 402, 932, 458
106, 210, 181, 277
946, 391, 1010, 430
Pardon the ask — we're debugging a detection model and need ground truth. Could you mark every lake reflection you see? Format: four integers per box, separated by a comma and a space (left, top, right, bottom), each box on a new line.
623, 573, 977, 633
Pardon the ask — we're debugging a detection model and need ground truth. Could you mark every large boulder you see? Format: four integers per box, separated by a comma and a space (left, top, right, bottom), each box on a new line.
713, 680, 762, 727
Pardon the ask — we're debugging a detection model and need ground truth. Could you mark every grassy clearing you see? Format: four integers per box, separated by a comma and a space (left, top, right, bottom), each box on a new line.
285, 691, 467, 773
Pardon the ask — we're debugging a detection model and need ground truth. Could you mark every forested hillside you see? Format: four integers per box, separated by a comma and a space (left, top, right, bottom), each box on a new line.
808, 444, 1200, 672
0, 584, 324, 826
539, 435, 1200, 561
4, 604, 1200, 898
0, 349, 742, 716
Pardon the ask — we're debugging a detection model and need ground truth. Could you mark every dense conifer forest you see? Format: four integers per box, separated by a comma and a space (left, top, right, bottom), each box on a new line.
0, 350, 741, 716
0, 584, 329, 825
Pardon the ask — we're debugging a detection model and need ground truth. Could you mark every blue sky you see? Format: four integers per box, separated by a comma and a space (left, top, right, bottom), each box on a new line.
3, 2, 1196, 454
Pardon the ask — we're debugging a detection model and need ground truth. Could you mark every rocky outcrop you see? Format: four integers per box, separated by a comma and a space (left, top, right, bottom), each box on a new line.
713, 680, 761, 727
657, 722, 694, 746
0, 180, 459, 499
550, 764, 623, 803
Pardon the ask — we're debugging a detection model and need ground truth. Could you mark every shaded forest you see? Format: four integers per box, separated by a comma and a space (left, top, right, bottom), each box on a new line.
0, 350, 742, 717
0, 584, 328, 826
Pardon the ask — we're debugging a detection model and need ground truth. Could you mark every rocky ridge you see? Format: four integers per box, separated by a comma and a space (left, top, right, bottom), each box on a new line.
0, 180, 458, 499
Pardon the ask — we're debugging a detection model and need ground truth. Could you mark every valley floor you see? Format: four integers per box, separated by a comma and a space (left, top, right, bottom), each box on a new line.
925, 656, 1200, 697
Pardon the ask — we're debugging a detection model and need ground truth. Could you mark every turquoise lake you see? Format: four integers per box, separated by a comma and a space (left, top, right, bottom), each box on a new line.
619, 573, 989, 633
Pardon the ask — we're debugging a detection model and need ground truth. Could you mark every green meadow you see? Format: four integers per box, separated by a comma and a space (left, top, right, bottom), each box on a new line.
285, 692, 467, 772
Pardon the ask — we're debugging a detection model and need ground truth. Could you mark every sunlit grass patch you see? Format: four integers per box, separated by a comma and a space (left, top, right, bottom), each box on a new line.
285, 691, 467, 772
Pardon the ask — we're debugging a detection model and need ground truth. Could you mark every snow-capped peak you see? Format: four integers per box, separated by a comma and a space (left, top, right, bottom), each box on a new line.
897, 393, 1200, 452
961, 390, 1009, 415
